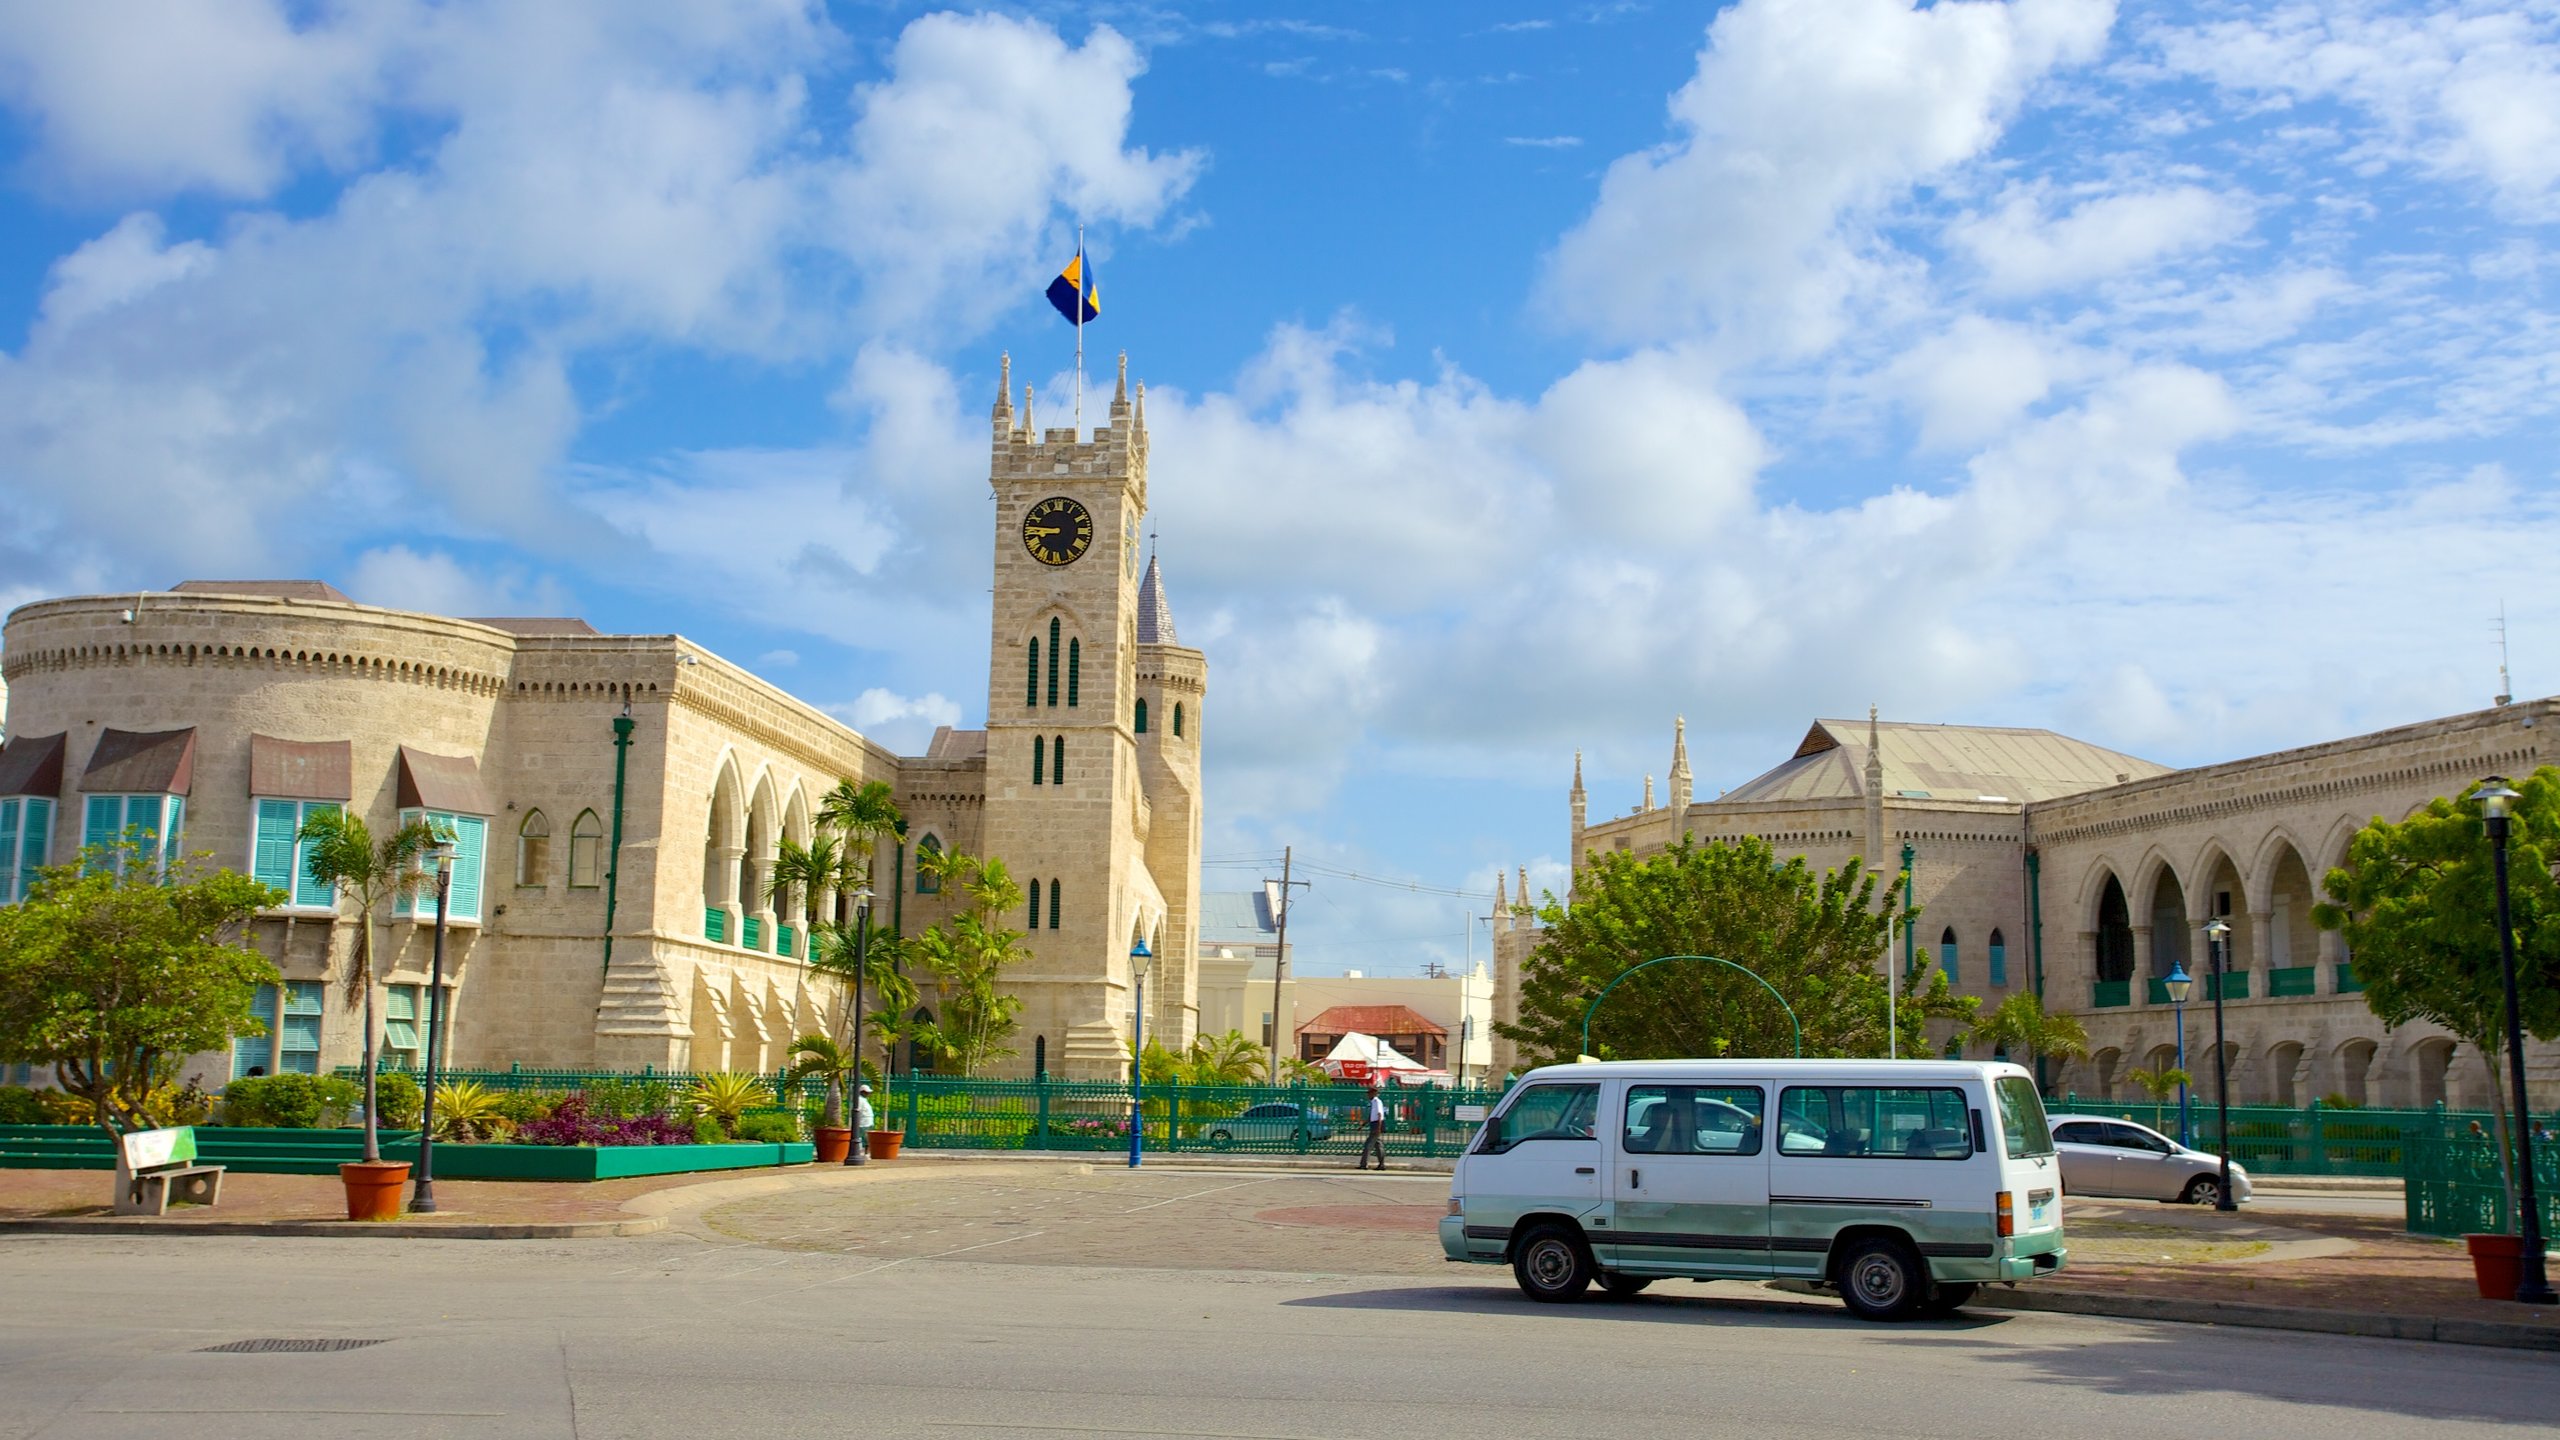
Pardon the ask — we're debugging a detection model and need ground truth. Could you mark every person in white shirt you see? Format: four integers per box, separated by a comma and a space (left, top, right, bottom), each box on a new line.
1358, 1085, 1387, 1169
854, 1082, 875, 1134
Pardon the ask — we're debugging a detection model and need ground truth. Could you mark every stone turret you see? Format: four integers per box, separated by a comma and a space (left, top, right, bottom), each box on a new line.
1668, 715, 1692, 839
1864, 704, 1886, 866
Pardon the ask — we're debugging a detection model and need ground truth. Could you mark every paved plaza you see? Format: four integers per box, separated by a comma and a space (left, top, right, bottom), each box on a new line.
3, 1165, 2557, 1439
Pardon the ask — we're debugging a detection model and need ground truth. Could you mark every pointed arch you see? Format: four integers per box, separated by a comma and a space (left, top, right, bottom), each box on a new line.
1067, 637, 1080, 707
516, 808, 551, 887
2094, 870, 2135, 984
915, 833, 943, 894
1134, 697, 1148, 734
1988, 926, 2008, 986
1047, 617, 1062, 706
1048, 877, 1061, 930
1172, 702, 1184, 737
1938, 925, 1958, 984
569, 808, 604, 889
1026, 634, 1040, 708
1029, 878, 1042, 928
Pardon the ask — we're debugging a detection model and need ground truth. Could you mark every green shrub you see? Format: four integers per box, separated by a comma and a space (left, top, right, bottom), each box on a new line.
373, 1071, 423, 1129
221, 1073, 363, 1128
735, 1110, 800, 1144
492, 1091, 563, 1126
0, 1086, 49, 1124
689, 1113, 724, 1146
2319, 1093, 2363, 1110
585, 1078, 674, 1120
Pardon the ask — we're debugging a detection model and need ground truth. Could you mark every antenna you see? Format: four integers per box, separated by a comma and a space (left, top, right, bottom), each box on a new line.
2497, 602, 2514, 707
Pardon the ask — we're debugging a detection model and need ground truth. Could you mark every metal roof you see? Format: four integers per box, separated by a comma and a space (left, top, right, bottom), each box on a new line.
1197, 889, 1276, 944
1716, 718, 2169, 805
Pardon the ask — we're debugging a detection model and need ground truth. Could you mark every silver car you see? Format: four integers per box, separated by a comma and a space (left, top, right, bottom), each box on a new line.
2052, 1117, 2252, 1205
1199, 1102, 1334, 1149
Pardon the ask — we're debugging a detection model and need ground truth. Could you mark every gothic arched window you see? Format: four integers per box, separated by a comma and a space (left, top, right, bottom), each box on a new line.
1988, 927, 2008, 986
1939, 926, 1959, 985
1032, 738, 1045, 786
1047, 618, 1062, 706
1134, 698, 1148, 734
1068, 638, 1080, 708
1173, 703, 1184, 737
1026, 637, 1039, 708
569, 809, 603, 888
1052, 735, 1066, 781
1029, 878, 1042, 928
1049, 878, 1062, 929
516, 809, 550, 887
915, 834, 942, 894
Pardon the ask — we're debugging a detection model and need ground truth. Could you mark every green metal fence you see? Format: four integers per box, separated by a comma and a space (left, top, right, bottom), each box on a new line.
2047, 1098, 2553, 1176
2404, 1133, 2560, 1239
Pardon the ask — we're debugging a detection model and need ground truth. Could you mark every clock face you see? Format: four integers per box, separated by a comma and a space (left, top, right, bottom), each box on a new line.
1022, 495, 1093, 567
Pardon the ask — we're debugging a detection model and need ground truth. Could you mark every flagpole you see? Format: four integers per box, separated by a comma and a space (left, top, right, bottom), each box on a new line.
1074, 225, 1085, 436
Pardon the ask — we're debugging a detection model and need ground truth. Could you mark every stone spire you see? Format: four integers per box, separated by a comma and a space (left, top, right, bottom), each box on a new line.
1643, 774, 1654, 810
994, 353, 1013, 434
1022, 383, 1035, 437
1864, 703, 1887, 866
1136, 553, 1177, 645
1517, 866, 1532, 923
1493, 871, 1510, 934
1569, 749, 1587, 835
1114, 350, 1129, 407
1668, 715, 1692, 814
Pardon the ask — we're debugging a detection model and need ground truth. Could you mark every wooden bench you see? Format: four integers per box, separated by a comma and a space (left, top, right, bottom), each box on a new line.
113, 1126, 224, 1216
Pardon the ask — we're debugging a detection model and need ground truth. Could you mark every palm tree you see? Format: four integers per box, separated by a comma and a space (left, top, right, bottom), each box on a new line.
2130, 1065, 2192, 1104
1963, 991, 2092, 1088
786, 1033, 860, 1131
815, 778, 902, 894
297, 809, 441, 1163
1183, 1030, 1268, 1085
767, 833, 853, 963
808, 913, 914, 1048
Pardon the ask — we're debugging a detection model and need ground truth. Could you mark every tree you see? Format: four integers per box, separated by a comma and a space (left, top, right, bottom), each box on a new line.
1964, 991, 2091, 1090
298, 809, 442, 1164
815, 778, 903, 886
1499, 836, 1974, 1067
2315, 767, 2560, 1229
2128, 1065, 2191, 1105
0, 842, 283, 1135
903, 850, 1030, 1075
786, 1033, 860, 1131
1183, 1029, 1269, 1085
808, 912, 914, 1052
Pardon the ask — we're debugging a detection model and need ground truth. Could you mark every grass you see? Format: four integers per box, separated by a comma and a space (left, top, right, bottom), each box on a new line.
2066, 1216, 2272, 1264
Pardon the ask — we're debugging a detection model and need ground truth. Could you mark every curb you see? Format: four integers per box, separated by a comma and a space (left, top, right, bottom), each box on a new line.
0, 1215, 666, 1240
1974, 1286, 2560, 1352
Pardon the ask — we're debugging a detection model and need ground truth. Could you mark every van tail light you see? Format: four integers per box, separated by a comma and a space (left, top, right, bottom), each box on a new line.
1447, 1197, 1463, 1217
1996, 1191, 2015, 1238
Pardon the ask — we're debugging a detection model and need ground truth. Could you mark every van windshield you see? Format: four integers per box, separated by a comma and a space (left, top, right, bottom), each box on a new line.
1994, 1075, 2055, 1158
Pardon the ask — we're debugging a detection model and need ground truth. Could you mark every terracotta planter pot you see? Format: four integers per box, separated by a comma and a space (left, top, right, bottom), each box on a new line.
813, 1126, 855, 1164
340, 1160, 412, 1222
2467, 1232, 2526, 1300
867, 1129, 904, 1160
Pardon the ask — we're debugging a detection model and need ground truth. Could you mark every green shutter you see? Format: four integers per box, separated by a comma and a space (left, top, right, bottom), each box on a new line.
295, 803, 341, 908
1027, 638, 1039, 707
1047, 618, 1061, 705
1053, 734, 1065, 781
1049, 878, 1061, 930
449, 815, 487, 921
394, 808, 420, 916
1032, 738, 1044, 786
0, 799, 16, 904
1173, 704, 1183, 737
1067, 638, 1080, 707
1028, 879, 1041, 928
81, 795, 118, 867
280, 982, 323, 1073
1135, 699, 1147, 734
234, 984, 279, 1078
19, 800, 49, 899
383, 985, 420, 1062
253, 799, 297, 893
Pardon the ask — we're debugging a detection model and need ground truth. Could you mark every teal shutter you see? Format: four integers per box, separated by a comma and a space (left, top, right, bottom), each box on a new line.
1989, 940, 2008, 987
0, 799, 16, 904
161, 796, 183, 868
383, 985, 420, 1064
20, 800, 49, 899
253, 799, 297, 892
82, 794, 118, 866
393, 808, 421, 916
1134, 699, 1147, 734
1032, 739, 1044, 786
295, 803, 340, 908
280, 982, 324, 1073
1028, 879, 1041, 928
234, 984, 279, 1078
1067, 638, 1080, 707
127, 795, 160, 857
1027, 639, 1039, 707
1048, 878, 1060, 930
449, 815, 487, 921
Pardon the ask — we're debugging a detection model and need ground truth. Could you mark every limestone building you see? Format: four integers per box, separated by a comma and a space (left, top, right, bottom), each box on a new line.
1494, 703, 2560, 1108
0, 356, 1206, 1084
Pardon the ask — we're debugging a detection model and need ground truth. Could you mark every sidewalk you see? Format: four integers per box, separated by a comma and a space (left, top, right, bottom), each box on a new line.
0, 1166, 726, 1237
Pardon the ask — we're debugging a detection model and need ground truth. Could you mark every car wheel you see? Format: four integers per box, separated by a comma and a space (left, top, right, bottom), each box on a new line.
1208, 1129, 1234, 1150
1598, 1273, 1653, 1299
2182, 1175, 2223, 1206
1512, 1224, 1594, 1303
1835, 1237, 1927, 1322
1919, 1282, 1979, 1316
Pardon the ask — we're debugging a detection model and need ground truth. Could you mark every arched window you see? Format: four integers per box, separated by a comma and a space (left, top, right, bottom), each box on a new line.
905, 1007, 938, 1074
1026, 637, 1039, 708
1067, 638, 1080, 707
516, 809, 550, 886
915, 834, 942, 894
1028, 878, 1042, 928
1988, 927, 2007, 987
1032, 737, 1045, 786
1134, 698, 1148, 734
1053, 734, 1065, 781
1048, 878, 1061, 930
569, 809, 604, 888
1939, 926, 1958, 985
1047, 618, 1061, 706
1173, 702, 1184, 737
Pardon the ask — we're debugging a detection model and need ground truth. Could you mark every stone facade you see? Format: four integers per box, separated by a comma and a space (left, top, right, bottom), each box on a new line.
0, 356, 1205, 1084
1494, 703, 2560, 1106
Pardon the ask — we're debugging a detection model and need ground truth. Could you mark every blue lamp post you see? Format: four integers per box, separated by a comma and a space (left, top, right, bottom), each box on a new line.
1127, 936, 1153, 1170
2164, 960, 2193, 1146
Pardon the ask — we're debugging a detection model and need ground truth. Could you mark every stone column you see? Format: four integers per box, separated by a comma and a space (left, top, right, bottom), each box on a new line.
2318, 927, 2346, 994
2132, 925, 2155, 1005
2247, 909, 2273, 990
715, 844, 745, 942
2077, 929, 2100, 1001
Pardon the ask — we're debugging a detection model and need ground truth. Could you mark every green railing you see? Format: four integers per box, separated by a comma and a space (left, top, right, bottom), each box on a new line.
2092, 981, 2130, 1008
704, 908, 727, 944
2337, 962, 2364, 993
2146, 977, 2171, 1005
2267, 966, 2318, 998
2050, 1098, 2547, 1176
2405, 1134, 2560, 1239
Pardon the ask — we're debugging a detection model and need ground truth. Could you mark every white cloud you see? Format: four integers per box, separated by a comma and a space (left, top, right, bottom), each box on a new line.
1883, 314, 2062, 450
1948, 183, 2253, 295
37, 214, 216, 330
345, 545, 576, 619
1544, 0, 2116, 353
830, 687, 965, 756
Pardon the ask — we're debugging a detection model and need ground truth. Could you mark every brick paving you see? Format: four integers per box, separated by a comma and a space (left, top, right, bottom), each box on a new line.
0, 1165, 706, 1226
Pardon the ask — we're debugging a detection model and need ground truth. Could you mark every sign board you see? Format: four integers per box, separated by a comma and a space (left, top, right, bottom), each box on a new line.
118, 1127, 197, 1170
1454, 1105, 1487, 1123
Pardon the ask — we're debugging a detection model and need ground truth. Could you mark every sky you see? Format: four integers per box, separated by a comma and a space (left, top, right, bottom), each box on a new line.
3, 0, 2559, 978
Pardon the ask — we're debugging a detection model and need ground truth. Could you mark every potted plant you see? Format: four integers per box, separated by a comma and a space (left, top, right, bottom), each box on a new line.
787, 1034, 859, 1162
298, 809, 441, 1221
865, 1012, 945, 1159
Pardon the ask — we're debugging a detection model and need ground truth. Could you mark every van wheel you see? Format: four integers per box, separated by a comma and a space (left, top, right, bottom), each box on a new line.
1512, 1224, 1594, 1303
1599, 1273, 1653, 1298
2182, 1175, 2223, 1206
1208, 1129, 1234, 1150
1919, 1282, 1978, 1316
1836, 1238, 1926, 1322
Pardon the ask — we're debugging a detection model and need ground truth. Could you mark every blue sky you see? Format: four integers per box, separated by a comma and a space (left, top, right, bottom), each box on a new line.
3, 1, 2559, 975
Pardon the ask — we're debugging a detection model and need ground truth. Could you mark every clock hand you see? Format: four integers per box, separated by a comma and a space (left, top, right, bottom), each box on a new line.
1026, 526, 1061, 537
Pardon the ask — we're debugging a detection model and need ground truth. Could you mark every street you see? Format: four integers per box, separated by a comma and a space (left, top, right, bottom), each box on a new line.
0, 1166, 2550, 1439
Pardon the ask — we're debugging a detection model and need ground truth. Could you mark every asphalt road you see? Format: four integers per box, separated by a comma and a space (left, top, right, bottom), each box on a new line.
0, 1167, 2549, 1440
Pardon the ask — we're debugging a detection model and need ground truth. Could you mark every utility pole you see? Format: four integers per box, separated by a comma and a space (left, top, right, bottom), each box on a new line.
1265, 846, 1308, 1084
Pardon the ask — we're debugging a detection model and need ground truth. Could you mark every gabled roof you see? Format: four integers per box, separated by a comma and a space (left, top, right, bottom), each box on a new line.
1197, 889, 1277, 944
1136, 554, 1177, 645
1298, 1004, 1446, 1038
1717, 718, 2169, 805
924, 727, 987, 761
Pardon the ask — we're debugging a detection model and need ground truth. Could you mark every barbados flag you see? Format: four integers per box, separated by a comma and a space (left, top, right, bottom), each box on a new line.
1046, 250, 1099, 325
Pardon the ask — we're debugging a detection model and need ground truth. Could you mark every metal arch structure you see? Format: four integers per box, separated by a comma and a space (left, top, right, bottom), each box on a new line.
1578, 954, 1802, 1062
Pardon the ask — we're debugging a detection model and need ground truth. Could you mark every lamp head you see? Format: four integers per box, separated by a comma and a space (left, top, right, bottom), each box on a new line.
2164, 962, 2192, 1004
853, 884, 874, 914
2478, 778, 2521, 821
2204, 916, 2230, 944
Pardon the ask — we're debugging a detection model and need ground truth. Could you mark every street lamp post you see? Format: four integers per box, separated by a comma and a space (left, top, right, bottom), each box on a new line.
1128, 937, 1153, 1169
846, 886, 873, 1168
2478, 779, 2555, 1305
2203, 916, 2236, 1212
2164, 961, 2193, 1147
412, 841, 456, 1214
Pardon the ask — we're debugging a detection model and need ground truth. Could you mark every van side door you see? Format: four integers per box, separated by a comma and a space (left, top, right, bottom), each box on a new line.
1767, 1083, 1987, 1280
1464, 1081, 1606, 1249
1599, 1082, 1771, 1278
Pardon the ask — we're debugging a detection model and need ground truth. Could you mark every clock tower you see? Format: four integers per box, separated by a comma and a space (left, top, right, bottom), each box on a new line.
977, 353, 1203, 1076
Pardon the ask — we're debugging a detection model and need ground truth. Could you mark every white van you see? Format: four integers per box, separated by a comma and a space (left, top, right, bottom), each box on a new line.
1440, 1059, 2066, 1320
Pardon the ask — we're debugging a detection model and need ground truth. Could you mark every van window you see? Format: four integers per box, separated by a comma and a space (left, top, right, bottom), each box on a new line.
1994, 1075, 2055, 1158
1477, 1083, 1599, 1154
1623, 1085, 1764, 1156
1776, 1086, 1972, 1159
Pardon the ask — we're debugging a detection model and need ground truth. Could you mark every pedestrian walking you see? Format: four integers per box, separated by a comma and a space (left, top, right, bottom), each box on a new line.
854, 1082, 875, 1135
1358, 1084, 1387, 1169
